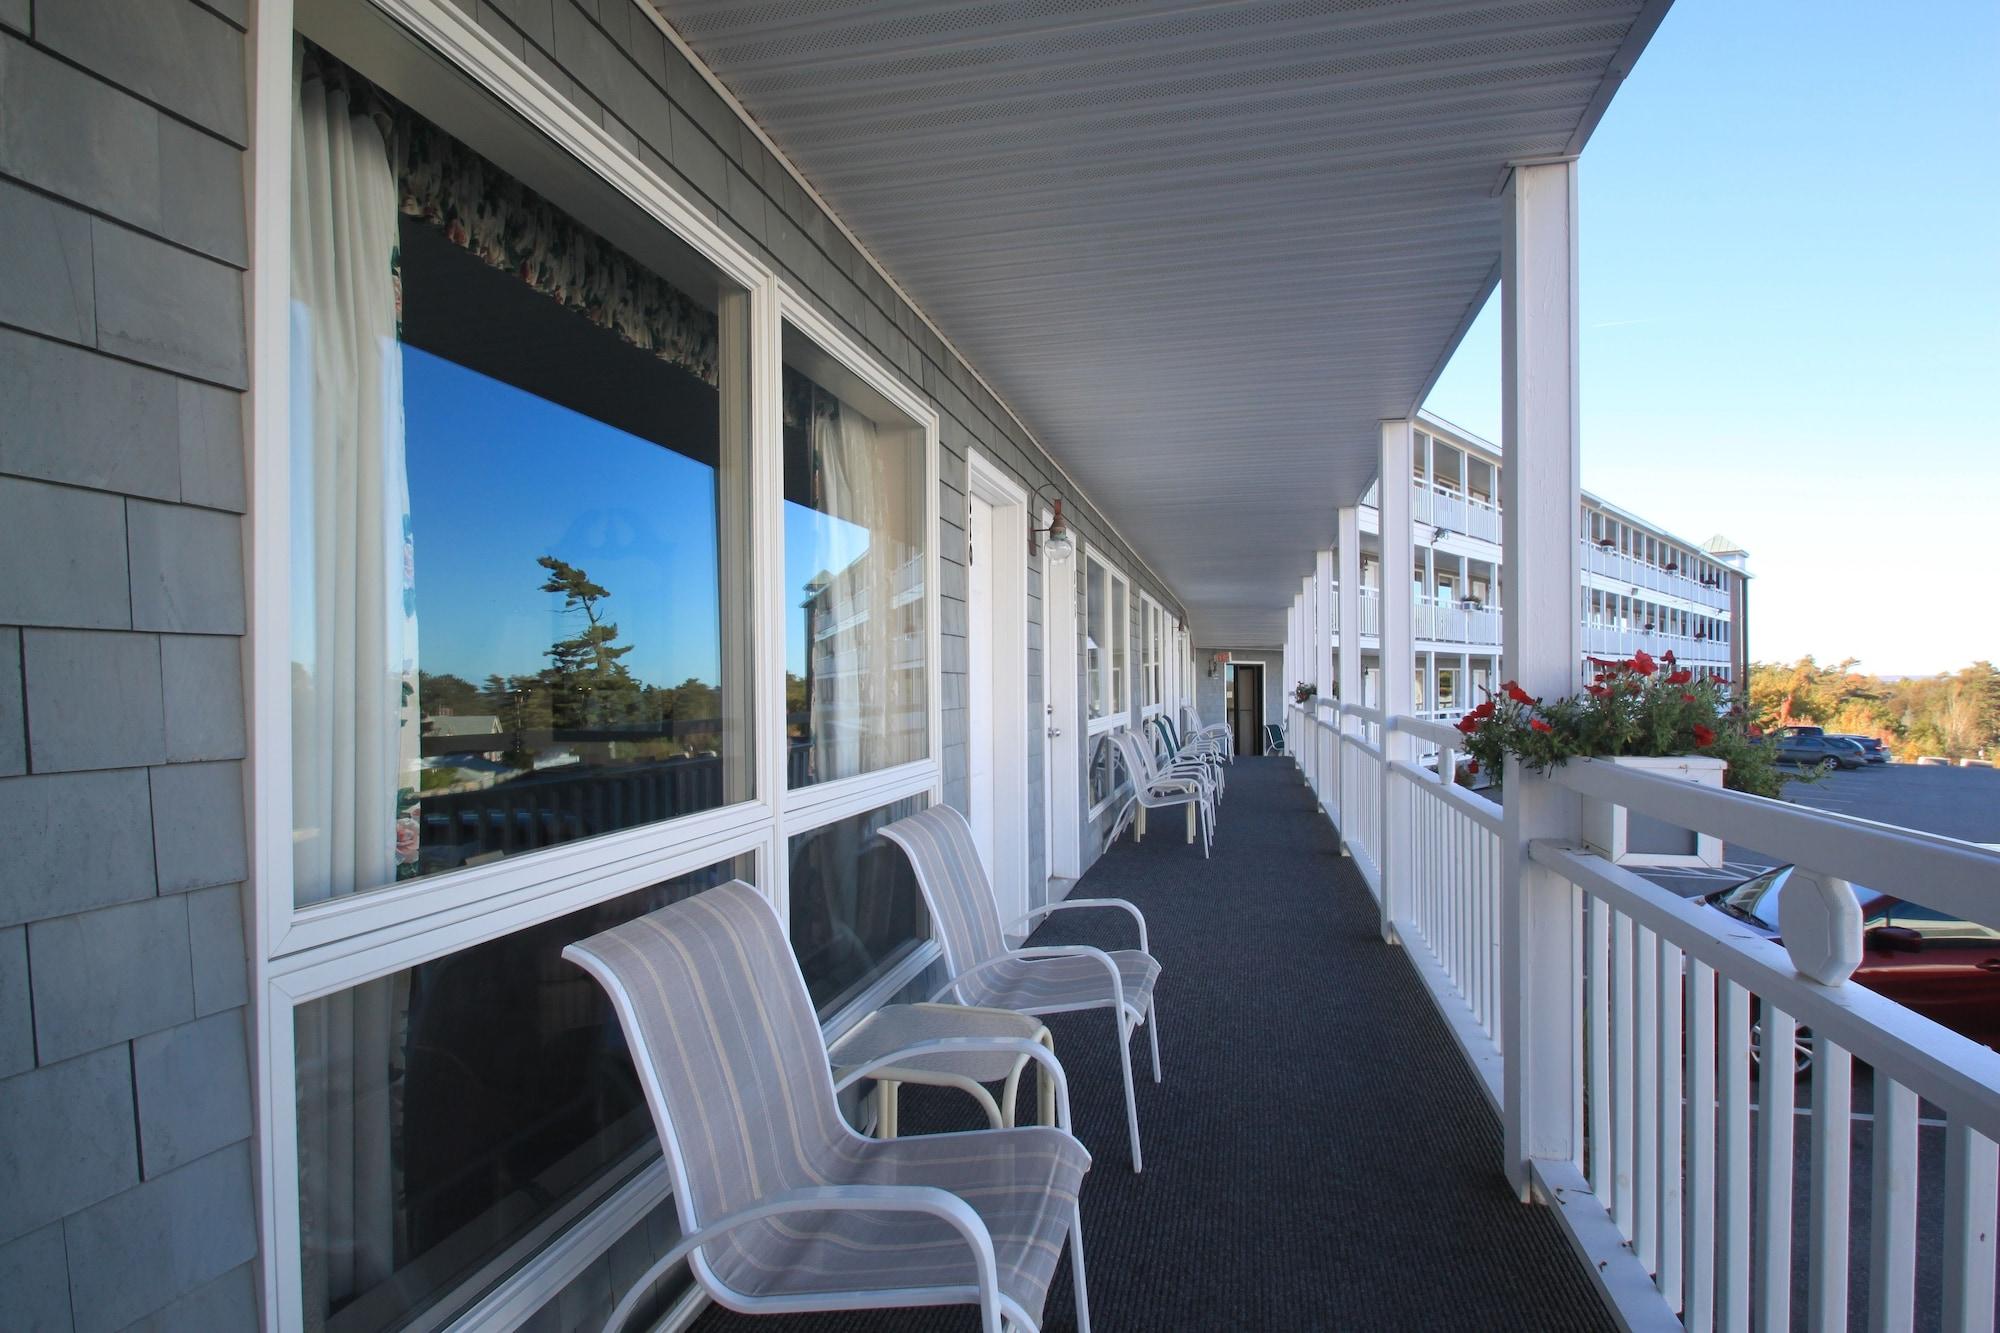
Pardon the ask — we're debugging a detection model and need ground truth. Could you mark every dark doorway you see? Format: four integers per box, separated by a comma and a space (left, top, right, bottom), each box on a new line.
1225, 663, 1264, 756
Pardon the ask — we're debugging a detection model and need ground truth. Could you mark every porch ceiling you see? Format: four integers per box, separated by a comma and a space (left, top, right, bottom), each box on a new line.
654, 0, 1668, 645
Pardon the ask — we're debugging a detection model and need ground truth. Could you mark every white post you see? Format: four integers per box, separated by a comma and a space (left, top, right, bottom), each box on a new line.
1337, 508, 1361, 719
1499, 158, 1584, 1199
1378, 419, 1416, 943
1315, 548, 1336, 705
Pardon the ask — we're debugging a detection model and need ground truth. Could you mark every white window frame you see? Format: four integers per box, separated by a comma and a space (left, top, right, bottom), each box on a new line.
245, 3, 943, 1327
1138, 594, 1164, 717
1084, 549, 1132, 734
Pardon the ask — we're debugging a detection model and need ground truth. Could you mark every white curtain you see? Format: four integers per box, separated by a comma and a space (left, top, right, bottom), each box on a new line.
289, 54, 413, 1326
809, 396, 890, 781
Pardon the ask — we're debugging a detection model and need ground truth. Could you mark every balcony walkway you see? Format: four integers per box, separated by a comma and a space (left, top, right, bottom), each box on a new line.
694, 757, 1611, 1331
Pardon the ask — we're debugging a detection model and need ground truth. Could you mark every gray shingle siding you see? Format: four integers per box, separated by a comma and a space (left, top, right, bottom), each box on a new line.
0, 0, 256, 1325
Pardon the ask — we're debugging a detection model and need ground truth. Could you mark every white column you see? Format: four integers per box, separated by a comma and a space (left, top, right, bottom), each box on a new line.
1377, 419, 1416, 942
1499, 158, 1584, 1199
1315, 548, 1336, 703
1337, 509, 1362, 717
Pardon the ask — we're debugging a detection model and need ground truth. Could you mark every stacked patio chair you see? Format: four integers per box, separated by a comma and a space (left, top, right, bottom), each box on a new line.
1110, 728, 1215, 858
1179, 704, 1235, 762
882, 805, 1165, 1172
564, 881, 1095, 1333
1150, 714, 1227, 798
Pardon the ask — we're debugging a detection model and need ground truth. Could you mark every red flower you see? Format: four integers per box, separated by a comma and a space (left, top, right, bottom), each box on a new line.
1462, 760, 1480, 775
1681, 693, 1696, 704
1457, 714, 1481, 735
1587, 655, 1625, 669
1748, 723, 1764, 739
1692, 724, 1716, 747
1666, 668, 1693, 685
1503, 680, 1536, 706
1587, 685, 1609, 698
1530, 718, 1553, 734
1471, 699, 1496, 720
1631, 649, 1656, 676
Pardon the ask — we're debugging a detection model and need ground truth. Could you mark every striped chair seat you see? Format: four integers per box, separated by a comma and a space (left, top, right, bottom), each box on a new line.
960, 949, 1160, 1021
703, 1127, 1088, 1317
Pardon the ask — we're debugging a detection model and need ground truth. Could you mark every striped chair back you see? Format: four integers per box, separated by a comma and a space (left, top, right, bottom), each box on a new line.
563, 882, 850, 1230
879, 805, 1010, 980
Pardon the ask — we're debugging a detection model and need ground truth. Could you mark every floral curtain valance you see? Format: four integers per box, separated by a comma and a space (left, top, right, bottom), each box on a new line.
302, 45, 719, 388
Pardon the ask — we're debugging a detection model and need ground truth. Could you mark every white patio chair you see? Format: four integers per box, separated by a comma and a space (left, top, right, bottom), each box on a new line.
1114, 729, 1215, 857
1180, 704, 1235, 762
881, 806, 1164, 1172
1150, 714, 1226, 798
564, 881, 1093, 1333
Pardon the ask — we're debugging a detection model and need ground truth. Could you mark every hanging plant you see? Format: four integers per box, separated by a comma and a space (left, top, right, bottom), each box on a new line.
1293, 681, 1318, 704
1454, 651, 1789, 798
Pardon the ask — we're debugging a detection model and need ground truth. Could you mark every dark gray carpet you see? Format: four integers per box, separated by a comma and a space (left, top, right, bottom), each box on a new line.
692, 757, 1614, 1332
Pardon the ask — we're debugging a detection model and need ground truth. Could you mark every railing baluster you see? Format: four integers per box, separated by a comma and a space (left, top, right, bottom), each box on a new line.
1685, 958, 1716, 1331
1657, 937, 1683, 1304
1807, 1036, 1852, 1332
1717, 980, 1752, 1333
1755, 1007, 1796, 1333
1943, 1122, 1998, 1333
1636, 924, 1660, 1274
1867, 1077, 1918, 1333
1588, 897, 1610, 1199
1613, 911, 1636, 1240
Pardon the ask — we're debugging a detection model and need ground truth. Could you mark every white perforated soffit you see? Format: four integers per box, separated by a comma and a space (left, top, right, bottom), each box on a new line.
655, 0, 1662, 643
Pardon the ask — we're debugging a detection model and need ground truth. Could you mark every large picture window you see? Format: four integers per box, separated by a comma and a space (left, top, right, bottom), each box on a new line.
783, 326, 928, 789
1085, 551, 1130, 725
788, 795, 928, 1014
287, 51, 752, 906
293, 855, 749, 1331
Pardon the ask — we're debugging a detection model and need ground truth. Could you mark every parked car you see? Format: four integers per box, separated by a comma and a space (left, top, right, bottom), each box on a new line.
1773, 724, 1824, 739
1834, 734, 1890, 764
1700, 862, 2000, 1062
1770, 733, 1869, 770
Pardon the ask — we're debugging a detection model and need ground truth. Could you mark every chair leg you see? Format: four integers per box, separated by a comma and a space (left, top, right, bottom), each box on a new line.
1069, 1199, 1092, 1333
1116, 1010, 1142, 1173
1147, 1000, 1161, 1083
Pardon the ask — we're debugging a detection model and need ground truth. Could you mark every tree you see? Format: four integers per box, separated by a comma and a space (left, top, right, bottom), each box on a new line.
536, 555, 638, 730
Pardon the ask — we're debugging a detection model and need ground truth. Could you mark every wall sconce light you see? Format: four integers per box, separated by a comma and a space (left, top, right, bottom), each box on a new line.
1029, 492, 1073, 560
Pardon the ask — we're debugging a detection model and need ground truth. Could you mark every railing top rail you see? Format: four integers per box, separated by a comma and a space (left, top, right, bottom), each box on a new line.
1388, 713, 1466, 751
1313, 697, 1340, 714
1547, 758, 2000, 928
1340, 702, 1384, 724
1342, 730, 1384, 762
1389, 759, 1504, 833
1534, 840, 2000, 1141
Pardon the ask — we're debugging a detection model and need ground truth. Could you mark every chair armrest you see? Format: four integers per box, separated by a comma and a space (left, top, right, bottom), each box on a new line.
604, 1185, 999, 1333
832, 1036, 1072, 1131
1005, 898, 1149, 956
930, 944, 1130, 1021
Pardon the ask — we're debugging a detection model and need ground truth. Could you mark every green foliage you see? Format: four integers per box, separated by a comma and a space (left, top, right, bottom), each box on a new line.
1747, 657, 2000, 762
1457, 650, 1787, 799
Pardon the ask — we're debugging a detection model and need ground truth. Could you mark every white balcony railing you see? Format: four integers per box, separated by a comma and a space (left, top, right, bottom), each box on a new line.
1358, 585, 1382, 637
1419, 597, 1502, 646
1414, 480, 1503, 545
1290, 708, 2000, 1329
1583, 540, 1732, 613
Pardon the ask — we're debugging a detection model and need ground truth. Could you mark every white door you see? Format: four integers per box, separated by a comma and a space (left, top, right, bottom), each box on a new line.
1042, 510, 1081, 885
965, 452, 1030, 934
967, 494, 997, 879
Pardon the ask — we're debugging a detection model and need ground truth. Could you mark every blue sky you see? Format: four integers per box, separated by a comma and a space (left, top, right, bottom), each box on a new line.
1423, 1, 2000, 677
404, 347, 864, 685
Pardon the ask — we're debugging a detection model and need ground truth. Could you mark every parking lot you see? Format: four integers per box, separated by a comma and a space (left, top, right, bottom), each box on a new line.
1631, 761, 1998, 1326
1643, 760, 2000, 901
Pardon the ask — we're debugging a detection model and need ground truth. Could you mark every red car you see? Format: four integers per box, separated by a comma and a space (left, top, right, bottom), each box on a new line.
1702, 862, 2000, 1058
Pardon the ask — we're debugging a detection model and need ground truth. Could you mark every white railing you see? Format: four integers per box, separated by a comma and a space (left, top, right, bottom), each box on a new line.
1293, 709, 2000, 1330
1358, 586, 1382, 638
1420, 597, 1503, 646
1583, 541, 1731, 613
1416, 480, 1504, 544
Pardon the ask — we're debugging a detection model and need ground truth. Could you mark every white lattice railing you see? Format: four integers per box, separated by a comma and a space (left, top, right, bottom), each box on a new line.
1287, 709, 2000, 1330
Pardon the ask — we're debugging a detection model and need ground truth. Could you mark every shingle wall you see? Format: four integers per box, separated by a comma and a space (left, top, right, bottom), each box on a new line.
0, 2, 259, 1329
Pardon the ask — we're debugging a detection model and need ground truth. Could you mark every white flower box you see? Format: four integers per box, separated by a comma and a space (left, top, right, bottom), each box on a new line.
1580, 753, 1727, 869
